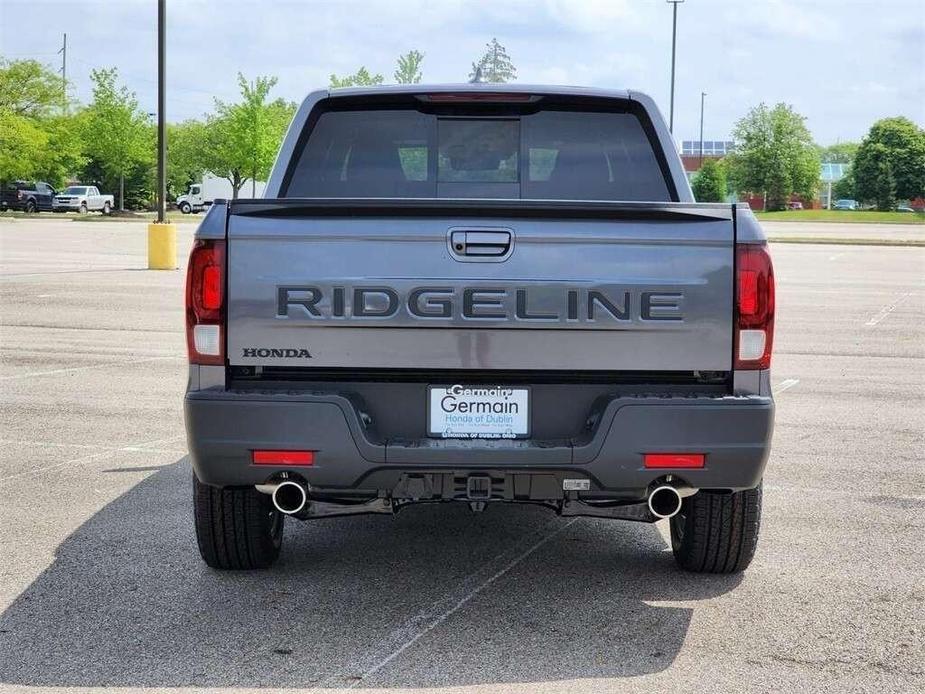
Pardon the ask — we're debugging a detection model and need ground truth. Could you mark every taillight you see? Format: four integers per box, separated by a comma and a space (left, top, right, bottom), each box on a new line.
735, 243, 775, 370
185, 239, 225, 365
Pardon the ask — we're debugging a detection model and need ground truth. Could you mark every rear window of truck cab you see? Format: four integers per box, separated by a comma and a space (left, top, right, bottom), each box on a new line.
283, 104, 672, 201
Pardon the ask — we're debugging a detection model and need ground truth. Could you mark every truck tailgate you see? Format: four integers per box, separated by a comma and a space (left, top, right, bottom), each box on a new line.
226, 200, 734, 372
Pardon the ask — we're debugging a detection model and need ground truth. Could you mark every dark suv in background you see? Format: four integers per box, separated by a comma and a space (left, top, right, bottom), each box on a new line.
1, 181, 57, 213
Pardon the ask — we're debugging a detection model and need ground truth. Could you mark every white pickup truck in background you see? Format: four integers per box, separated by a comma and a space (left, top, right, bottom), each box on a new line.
52, 186, 114, 214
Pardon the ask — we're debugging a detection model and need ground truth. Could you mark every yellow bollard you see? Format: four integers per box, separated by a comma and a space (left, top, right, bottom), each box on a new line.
147, 222, 177, 270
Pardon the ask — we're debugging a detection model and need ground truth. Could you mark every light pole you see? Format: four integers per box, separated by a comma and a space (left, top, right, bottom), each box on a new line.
156, 0, 166, 223
148, 0, 177, 270
667, 0, 684, 134
699, 91, 706, 168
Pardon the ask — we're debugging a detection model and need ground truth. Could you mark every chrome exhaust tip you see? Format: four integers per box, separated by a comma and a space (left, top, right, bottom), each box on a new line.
647, 485, 683, 519
272, 480, 308, 515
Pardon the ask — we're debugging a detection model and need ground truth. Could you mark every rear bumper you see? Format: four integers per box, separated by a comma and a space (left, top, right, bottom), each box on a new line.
185, 389, 774, 496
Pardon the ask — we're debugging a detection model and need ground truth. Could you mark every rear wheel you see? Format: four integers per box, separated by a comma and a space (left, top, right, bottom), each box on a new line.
102, 201, 111, 215
670, 483, 762, 574
193, 475, 283, 569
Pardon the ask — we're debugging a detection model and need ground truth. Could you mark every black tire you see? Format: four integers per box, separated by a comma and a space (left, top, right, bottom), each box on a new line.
25, 200, 36, 213
102, 201, 111, 215
179, 202, 191, 214
79, 202, 87, 214
670, 483, 762, 574
193, 475, 284, 569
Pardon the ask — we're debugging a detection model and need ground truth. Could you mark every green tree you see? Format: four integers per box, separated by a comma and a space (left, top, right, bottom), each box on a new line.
205, 74, 294, 198
329, 67, 384, 88
831, 167, 856, 200
81, 68, 152, 210
853, 117, 925, 205
0, 59, 81, 187
394, 50, 424, 84
167, 120, 207, 199
202, 115, 246, 197
81, 154, 154, 211
855, 142, 898, 210
469, 38, 517, 83
0, 109, 46, 182
0, 59, 65, 117
726, 103, 819, 211
691, 160, 727, 202
818, 141, 858, 163
35, 114, 86, 187
872, 156, 897, 211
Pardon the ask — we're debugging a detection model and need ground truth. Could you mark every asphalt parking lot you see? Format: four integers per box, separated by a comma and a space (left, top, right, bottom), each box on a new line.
0, 218, 923, 694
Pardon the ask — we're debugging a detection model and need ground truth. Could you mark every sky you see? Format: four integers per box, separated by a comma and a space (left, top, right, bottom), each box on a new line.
2, 0, 923, 145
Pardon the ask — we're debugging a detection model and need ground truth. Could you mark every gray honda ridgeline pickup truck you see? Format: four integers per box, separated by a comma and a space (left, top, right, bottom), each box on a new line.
185, 84, 775, 573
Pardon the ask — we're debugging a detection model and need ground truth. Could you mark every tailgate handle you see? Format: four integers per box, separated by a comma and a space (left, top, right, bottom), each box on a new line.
450, 230, 512, 257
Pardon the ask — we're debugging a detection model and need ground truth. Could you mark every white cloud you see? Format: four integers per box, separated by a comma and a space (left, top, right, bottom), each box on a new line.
543, 0, 639, 34
725, 0, 842, 40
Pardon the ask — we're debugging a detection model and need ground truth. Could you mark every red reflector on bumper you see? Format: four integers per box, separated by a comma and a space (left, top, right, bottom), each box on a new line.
252, 450, 314, 466
644, 453, 705, 469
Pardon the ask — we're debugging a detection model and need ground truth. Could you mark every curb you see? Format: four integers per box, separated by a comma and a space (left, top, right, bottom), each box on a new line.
767, 237, 925, 247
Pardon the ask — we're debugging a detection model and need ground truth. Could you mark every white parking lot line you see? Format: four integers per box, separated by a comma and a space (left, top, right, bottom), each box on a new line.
0, 438, 185, 455
0, 267, 141, 280
773, 378, 800, 394
0, 355, 182, 381
865, 292, 914, 326
338, 518, 579, 687
0, 435, 187, 484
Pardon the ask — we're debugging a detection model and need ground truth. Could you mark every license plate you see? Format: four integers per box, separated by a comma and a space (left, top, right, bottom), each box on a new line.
428, 385, 529, 439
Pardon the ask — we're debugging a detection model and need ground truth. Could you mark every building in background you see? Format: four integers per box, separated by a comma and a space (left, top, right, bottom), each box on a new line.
819, 162, 848, 209
679, 140, 735, 176
678, 139, 737, 203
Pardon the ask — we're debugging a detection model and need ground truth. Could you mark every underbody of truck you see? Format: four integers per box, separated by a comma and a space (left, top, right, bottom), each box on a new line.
184, 85, 775, 573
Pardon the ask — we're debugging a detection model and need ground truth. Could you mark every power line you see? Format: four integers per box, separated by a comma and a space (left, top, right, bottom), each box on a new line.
70, 57, 237, 99
1, 52, 60, 58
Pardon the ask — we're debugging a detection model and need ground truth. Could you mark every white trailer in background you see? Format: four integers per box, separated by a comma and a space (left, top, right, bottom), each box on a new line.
176, 173, 266, 214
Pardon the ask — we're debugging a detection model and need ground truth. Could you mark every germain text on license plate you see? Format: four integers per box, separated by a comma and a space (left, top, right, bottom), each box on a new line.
428, 385, 530, 439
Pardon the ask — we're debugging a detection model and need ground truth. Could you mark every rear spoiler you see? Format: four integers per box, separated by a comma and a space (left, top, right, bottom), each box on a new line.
228, 198, 734, 222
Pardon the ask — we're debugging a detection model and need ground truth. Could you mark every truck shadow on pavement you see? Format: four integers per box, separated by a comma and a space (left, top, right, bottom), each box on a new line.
0, 458, 741, 689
